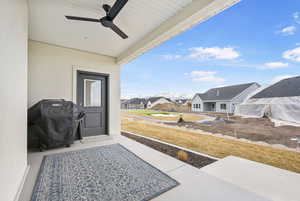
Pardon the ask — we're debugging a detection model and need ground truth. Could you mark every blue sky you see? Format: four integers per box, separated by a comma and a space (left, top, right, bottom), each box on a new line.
121, 0, 300, 99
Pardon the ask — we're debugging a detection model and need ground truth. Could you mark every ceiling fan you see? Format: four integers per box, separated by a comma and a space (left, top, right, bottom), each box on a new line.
65, 0, 129, 39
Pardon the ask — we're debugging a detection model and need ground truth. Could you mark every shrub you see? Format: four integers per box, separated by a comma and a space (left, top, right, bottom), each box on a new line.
177, 150, 189, 161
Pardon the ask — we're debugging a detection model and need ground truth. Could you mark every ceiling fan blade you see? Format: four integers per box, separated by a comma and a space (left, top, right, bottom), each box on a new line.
107, 0, 128, 20
103, 4, 111, 14
65, 16, 100, 22
110, 23, 128, 39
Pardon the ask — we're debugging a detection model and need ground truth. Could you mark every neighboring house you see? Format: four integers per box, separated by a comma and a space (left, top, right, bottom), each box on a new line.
174, 99, 190, 105
121, 96, 172, 109
121, 98, 147, 110
236, 76, 300, 125
120, 99, 128, 109
192, 83, 260, 113
146, 97, 172, 109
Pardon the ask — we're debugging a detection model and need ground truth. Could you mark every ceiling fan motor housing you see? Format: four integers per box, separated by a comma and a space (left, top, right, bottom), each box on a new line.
100, 17, 114, 27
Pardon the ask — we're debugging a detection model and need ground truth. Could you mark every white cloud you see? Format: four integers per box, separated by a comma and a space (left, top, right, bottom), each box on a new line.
271, 75, 297, 83
185, 71, 225, 83
293, 12, 300, 24
259, 62, 289, 69
282, 47, 300, 62
188, 47, 240, 60
278, 26, 297, 36
162, 54, 182, 60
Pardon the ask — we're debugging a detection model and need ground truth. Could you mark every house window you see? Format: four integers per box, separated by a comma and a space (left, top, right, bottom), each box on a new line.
221, 104, 227, 110
198, 104, 201, 109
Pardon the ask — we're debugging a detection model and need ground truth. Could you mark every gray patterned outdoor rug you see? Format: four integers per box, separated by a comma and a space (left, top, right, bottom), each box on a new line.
31, 144, 179, 201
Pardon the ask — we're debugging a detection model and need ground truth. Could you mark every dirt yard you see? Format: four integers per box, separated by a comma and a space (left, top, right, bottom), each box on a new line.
167, 113, 300, 149
121, 117, 300, 173
151, 103, 191, 113
123, 110, 203, 121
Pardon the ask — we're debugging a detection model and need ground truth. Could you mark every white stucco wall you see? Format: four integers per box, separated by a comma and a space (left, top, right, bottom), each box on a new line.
0, 1, 28, 201
28, 41, 121, 135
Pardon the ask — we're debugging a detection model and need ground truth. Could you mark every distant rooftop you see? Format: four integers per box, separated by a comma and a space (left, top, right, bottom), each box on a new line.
196, 82, 259, 101
147, 97, 172, 103
252, 76, 300, 99
124, 98, 147, 105
124, 96, 172, 104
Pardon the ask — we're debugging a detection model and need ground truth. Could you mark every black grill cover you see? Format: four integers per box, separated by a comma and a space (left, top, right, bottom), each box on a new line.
28, 99, 84, 150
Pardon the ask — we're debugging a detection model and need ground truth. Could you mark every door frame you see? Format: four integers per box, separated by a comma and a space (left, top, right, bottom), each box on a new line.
74, 69, 110, 135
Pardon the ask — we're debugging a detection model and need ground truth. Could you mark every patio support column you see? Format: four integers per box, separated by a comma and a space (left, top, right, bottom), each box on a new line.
0, 1, 29, 201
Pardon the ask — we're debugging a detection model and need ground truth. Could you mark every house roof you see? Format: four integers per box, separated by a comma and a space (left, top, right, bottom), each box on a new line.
251, 76, 300, 99
196, 83, 259, 101
28, 0, 240, 65
147, 97, 172, 103
125, 96, 172, 105
124, 98, 147, 105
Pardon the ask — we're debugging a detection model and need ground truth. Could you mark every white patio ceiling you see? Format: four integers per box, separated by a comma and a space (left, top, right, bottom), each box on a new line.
29, 0, 239, 64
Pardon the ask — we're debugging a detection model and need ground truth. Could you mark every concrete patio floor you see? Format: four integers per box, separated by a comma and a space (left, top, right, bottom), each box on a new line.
19, 135, 270, 201
202, 156, 300, 201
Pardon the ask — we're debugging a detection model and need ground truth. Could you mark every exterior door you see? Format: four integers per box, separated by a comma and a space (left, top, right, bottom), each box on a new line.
77, 71, 108, 137
211, 103, 215, 111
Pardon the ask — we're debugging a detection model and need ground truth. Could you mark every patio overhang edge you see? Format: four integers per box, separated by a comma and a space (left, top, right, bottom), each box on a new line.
116, 0, 240, 65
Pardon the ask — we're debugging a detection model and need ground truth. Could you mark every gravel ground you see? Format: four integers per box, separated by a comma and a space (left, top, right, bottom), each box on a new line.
121, 132, 217, 169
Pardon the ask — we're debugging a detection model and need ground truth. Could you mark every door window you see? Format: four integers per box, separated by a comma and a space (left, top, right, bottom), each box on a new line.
84, 79, 102, 107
